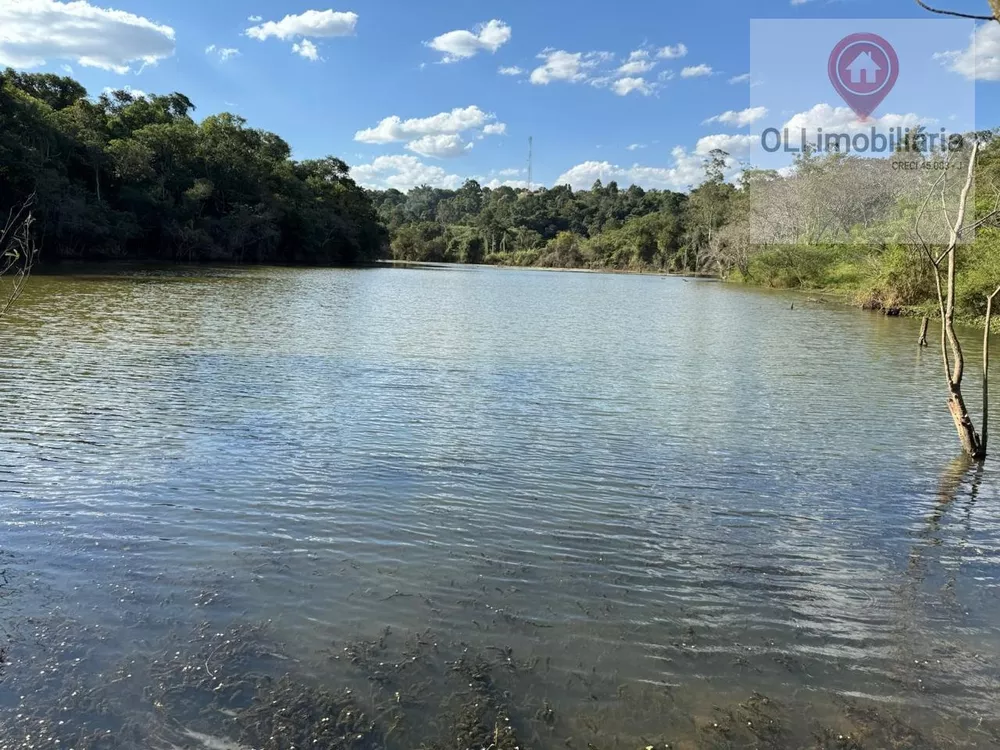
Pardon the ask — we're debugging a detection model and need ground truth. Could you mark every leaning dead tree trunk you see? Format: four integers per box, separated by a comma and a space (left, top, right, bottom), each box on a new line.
918, 316, 929, 348
0, 194, 38, 319
939, 146, 982, 457
916, 143, 1000, 459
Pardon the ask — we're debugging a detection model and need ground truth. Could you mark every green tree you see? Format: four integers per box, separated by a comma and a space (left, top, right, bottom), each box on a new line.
0, 69, 385, 265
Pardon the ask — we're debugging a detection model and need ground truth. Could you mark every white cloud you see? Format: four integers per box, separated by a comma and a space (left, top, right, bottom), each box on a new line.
428, 19, 511, 63
352, 155, 464, 190
482, 123, 507, 135
0, 0, 175, 74
406, 134, 473, 158
783, 103, 933, 134
680, 64, 713, 78
354, 105, 498, 144
553, 131, 758, 191
555, 161, 676, 190
935, 22, 1000, 81
612, 76, 654, 96
728, 72, 751, 84
484, 178, 530, 190
293, 39, 319, 60
523, 45, 687, 96
497, 168, 523, 177
704, 106, 768, 127
247, 15, 262, 22
247, 9, 357, 40
618, 49, 655, 76
530, 49, 608, 85
206, 44, 240, 61
102, 85, 148, 100
658, 43, 688, 59
626, 143, 646, 151
555, 125, 760, 191
498, 66, 524, 76
693, 133, 759, 156
555, 134, 752, 192
527, 46, 678, 95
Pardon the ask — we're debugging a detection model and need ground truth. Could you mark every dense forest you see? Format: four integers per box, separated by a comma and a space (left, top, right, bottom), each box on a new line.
0, 66, 726, 273
368, 153, 730, 273
0, 69, 385, 264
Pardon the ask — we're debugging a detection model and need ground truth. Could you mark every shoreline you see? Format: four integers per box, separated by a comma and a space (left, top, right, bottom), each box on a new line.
377, 258, 719, 280
380, 259, 996, 330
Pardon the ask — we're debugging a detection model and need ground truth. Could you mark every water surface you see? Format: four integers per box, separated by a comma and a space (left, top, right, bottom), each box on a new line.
0, 265, 998, 748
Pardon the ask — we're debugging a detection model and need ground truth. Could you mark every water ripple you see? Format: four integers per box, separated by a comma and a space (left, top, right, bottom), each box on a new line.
1, 265, 999, 740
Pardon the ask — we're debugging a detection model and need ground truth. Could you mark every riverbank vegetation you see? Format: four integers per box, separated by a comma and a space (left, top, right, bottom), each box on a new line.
372, 137, 1000, 327
370, 178, 699, 272
368, 150, 735, 275
713, 138, 1000, 327
0, 69, 385, 264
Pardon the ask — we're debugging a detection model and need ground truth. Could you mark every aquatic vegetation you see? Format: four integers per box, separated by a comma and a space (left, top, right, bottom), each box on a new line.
0, 617, 994, 750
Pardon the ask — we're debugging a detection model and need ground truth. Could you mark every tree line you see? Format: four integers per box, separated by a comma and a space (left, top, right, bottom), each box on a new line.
3, 68, 998, 332
0, 69, 385, 265
369, 150, 733, 274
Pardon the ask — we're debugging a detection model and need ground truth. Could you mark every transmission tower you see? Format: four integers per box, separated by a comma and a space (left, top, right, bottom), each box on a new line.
527, 136, 533, 192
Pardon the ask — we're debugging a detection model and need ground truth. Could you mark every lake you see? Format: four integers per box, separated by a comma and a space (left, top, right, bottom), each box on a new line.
0, 264, 998, 749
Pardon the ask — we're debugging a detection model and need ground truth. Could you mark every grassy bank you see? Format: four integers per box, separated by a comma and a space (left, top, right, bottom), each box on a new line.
725, 228, 1000, 330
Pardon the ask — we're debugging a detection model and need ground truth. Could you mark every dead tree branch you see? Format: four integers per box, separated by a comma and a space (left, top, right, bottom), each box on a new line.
0, 194, 39, 319
913, 0, 998, 20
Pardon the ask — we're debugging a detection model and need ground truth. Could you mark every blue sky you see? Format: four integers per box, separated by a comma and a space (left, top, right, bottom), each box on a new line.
1, 0, 998, 191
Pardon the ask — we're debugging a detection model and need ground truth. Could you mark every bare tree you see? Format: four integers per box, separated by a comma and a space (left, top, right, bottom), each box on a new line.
914, 144, 1000, 458
914, 0, 1000, 21
0, 195, 38, 319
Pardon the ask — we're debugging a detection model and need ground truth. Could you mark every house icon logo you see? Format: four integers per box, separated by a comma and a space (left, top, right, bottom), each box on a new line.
846, 51, 881, 85
828, 33, 899, 120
